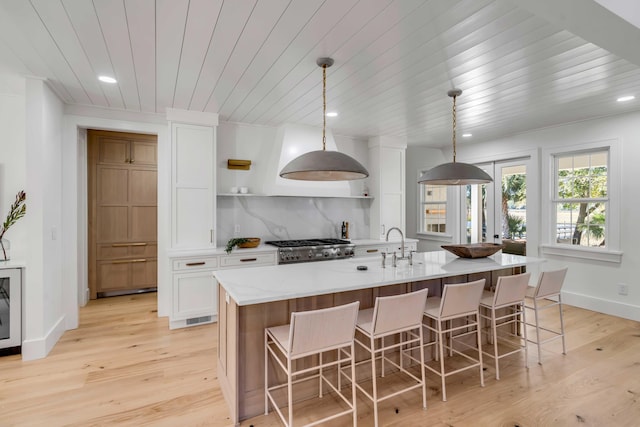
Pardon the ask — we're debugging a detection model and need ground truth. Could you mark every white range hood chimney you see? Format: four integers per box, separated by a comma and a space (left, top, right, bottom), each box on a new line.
262, 123, 352, 196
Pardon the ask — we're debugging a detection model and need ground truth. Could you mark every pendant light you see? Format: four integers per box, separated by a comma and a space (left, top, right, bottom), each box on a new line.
418, 89, 493, 185
279, 58, 369, 181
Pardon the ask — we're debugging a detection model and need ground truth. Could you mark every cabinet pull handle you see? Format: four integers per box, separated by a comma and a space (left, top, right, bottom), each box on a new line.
210, 229, 214, 243
185, 262, 206, 267
240, 258, 257, 262
112, 258, 147, 264
111, 242, 147, 247
366, 249, 379, 253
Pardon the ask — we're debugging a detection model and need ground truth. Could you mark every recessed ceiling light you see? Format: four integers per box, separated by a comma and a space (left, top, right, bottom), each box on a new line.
98, 75, 117, 84
462, 133, 472, 138
617, 95, 635, 102
326, 111, 338, 117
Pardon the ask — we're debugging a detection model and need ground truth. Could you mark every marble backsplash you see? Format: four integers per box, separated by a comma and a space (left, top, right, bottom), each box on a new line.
216, 196, 372, 244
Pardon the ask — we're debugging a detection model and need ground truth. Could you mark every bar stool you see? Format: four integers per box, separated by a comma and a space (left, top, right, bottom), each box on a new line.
354, 288, 428, 427
479, 272, 531, 380
264, 301, 360, 427
524, 267, 568, 364
422, 279, 485, 401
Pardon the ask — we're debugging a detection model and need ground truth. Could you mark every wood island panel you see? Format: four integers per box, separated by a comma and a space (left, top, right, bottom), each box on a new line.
217, 265, 525, 425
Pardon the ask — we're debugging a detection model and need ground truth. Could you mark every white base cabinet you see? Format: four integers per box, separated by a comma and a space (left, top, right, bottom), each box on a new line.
169, 249, 277, 329
170, 255, 218, 329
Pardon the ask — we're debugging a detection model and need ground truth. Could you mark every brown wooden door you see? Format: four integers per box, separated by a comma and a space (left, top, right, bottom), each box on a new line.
88, 130, 158, 298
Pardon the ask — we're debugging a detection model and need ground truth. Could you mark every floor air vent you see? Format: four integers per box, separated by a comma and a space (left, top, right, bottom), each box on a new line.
186, 316, 212, 326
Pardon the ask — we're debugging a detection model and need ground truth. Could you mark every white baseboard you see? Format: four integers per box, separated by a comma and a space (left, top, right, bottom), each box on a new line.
21, 315, 66, 361
563, 291, 640, 322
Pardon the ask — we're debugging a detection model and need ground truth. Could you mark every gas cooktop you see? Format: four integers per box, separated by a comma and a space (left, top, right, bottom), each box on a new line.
265, 238, 355, 264
265, 238, 351, 248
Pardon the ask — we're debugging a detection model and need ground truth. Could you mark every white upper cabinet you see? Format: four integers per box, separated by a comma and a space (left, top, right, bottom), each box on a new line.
368, 136, 406, 239
167, 109, 218, 249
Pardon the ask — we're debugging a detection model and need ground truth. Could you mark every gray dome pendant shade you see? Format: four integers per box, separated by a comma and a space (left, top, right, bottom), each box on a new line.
418, 89, 493, 185
279, 58, 369, 181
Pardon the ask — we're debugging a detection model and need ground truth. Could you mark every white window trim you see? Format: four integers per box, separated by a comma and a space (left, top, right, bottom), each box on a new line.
541, 138, 622, 263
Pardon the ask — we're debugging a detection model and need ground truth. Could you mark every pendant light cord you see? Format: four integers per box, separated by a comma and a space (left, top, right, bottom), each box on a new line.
452, 93, 457, 163
322, 64, 327, 151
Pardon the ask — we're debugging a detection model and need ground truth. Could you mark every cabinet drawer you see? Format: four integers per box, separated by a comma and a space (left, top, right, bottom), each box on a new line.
172, 256, 218, 271
220, 252, 276, 268
98, 242, 157, 260
354, 246, 387, 257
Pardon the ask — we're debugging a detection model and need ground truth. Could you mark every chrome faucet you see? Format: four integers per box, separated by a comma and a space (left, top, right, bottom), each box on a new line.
386, 227, 405, 258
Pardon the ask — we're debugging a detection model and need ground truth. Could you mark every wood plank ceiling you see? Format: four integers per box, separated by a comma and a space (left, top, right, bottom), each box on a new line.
0, 0, 639, 147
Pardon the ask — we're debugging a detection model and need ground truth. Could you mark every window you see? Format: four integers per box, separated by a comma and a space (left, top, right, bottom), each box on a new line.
419, 185, 447, 234
553, 150, 608, 247
542, 140, 621, 263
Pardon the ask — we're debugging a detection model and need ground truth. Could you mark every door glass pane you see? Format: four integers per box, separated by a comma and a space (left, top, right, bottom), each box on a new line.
0, 277, 9, 340
465, 184, 488, 243
501, 164, 527, 255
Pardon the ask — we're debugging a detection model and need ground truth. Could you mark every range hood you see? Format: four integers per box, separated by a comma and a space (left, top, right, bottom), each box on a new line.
261, 123, 353, 197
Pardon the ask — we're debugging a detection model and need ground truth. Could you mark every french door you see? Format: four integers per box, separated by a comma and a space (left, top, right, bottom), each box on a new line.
462, 158, 528, 255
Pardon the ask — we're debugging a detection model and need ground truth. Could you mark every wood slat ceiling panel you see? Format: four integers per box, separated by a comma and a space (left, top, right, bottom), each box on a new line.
188, 0, 259, 112
155, 0, 189, 113
1, 0, 639, 146
91, 0, 141, 111
171, 0, 222, 110
31, 0, 110, 106
3, 0, 90, 104
124, 0, 156, 113
264, 0, 431, 126
274, 0, 500, 127
320, 11, 544, 134
203, 0, 292, 113
230, 0, 362, 123
218, 0, 326, 119
0, 8, 67, 97
336, 37, 632, 140
61, 0, 124, 110
228, 1, 387, 123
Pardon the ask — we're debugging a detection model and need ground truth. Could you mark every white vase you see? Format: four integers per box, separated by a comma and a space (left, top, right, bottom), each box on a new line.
0, 238, 10, 261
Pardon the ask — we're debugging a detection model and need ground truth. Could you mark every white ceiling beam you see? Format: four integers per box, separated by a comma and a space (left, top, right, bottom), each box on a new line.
512, 0, 640, 66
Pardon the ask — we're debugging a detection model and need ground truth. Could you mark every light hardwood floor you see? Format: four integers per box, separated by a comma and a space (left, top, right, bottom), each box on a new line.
1, 293, 639, 426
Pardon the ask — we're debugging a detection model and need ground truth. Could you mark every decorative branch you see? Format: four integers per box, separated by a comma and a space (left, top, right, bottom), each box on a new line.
0, 191, 27, 260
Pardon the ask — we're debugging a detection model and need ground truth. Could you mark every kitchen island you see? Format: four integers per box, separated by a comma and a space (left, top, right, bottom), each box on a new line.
214, 251, 536, 425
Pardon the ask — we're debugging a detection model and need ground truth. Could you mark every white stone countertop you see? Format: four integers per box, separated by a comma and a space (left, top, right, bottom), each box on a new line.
214, 251, 540, 306
349, 238, 418, 245
0, 260, 26, 269
166, 239, 416, 258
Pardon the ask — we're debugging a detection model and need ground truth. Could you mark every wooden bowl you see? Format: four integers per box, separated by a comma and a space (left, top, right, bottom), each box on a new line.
441, 243, 503, 258
237, 238, 261, 248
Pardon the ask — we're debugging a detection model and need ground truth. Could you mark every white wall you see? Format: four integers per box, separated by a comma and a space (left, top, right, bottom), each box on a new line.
22, 77, 65, 360
407, 110, 640, 321
0, 72, 26, 259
